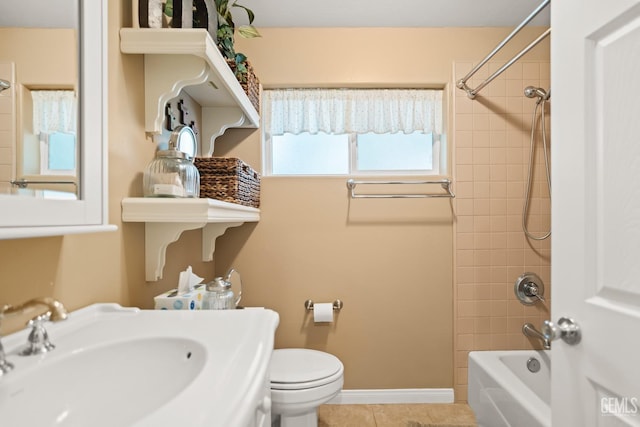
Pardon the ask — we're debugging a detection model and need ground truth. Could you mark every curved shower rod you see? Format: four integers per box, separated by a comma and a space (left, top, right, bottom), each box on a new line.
456, 0, 551, 99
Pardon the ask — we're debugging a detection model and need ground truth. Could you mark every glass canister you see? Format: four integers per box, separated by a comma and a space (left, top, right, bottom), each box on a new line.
143, 126, 200, 198
202, 277, 236, 310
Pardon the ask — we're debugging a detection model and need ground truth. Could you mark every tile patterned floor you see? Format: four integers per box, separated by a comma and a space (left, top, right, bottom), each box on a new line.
318, 403, 477, 427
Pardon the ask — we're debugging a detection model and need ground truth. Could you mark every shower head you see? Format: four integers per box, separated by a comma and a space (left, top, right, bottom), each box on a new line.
524, 86, 550, 101
0, 79, 10, 93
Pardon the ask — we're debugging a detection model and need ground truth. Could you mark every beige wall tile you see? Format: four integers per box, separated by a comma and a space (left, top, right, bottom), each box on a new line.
474, 267, 491, 284
522, 62, 541, 79
453, 59, 551, 402
456, 130, 474, 147
490, 199, 507, 215
457, 316, 475, 333
505, 62, 523, 80
473, 216, 491, 232
457, 164, 474, 182
474, 317, 491, 333
473, 147, 491, 164
473, 164, 491, 180
457, 284, 476, 302
490, 316, 508, 334
457, 266, 475, 284
456, 113, 474, 131
490, 130, 507, 147
473, 114, 491, 131
458, 301, 476, 317
457, 148, 474, 165
475, 284, 492, 300
473, 198, 491, 214
491, 334, 510, 350
456, 350, 470, 369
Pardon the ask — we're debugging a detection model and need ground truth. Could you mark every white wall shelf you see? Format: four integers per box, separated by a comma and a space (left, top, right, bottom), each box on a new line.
122, 198, 260, 281
119, 28, 259, 156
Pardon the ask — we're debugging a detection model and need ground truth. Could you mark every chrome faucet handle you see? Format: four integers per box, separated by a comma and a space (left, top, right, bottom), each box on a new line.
0, 340, 15, 376
514, 272, 545, 305
524, 283, 545, 302
19, 312, 56, 356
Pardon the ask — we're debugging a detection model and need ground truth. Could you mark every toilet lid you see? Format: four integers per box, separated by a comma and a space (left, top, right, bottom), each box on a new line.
270, 349, 343, 387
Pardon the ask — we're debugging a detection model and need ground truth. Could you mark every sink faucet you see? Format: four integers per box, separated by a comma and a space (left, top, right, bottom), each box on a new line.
522, 323, 551, 350
1, 297, 68, 321
0, 297, 68, 374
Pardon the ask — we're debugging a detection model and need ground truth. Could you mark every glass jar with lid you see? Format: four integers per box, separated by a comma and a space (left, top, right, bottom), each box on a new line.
202, 277, 235, 309
202, 269, 242, 310
143, 125, 200, 198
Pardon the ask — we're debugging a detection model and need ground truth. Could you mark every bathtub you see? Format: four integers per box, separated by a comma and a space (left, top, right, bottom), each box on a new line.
468, 350, 550, 427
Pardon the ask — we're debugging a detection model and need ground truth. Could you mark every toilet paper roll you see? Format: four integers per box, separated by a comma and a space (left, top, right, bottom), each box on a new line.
313, 303, 334, 323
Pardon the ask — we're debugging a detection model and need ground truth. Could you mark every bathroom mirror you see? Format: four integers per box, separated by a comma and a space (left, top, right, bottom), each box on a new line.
0, 0, 115, 238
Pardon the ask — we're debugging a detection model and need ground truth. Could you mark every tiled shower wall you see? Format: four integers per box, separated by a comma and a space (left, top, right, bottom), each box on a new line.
0, 62, 14, 185
452, 60, 551, 402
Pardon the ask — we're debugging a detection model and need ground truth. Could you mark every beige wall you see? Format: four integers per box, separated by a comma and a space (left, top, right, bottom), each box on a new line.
0, 28, 76, 85
0, 0, 549, 396
0, 28, 76, 183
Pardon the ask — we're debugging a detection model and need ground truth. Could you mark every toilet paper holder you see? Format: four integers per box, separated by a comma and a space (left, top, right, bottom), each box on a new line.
304, 299, 343, 311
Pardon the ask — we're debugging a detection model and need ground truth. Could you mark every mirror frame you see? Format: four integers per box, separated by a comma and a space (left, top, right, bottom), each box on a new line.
0, 0, 116, 239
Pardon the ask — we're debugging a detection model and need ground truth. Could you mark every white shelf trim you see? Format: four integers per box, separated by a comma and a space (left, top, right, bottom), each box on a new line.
122, 198, 259, 281
119, 28, 260, 156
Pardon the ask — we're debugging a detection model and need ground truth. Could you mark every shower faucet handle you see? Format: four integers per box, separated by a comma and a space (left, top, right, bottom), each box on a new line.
524, 282, 545, 302
514, 272, 545, 305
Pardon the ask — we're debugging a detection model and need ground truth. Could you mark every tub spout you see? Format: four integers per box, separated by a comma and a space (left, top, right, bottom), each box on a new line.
522, 323, 550, 350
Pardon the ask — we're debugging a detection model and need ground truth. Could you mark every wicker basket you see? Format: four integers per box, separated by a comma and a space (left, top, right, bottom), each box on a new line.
225, 59, 260, 113
194, 157, 260, 208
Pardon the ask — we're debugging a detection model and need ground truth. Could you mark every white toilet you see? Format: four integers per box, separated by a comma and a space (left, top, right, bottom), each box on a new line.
270, 348, 344, 427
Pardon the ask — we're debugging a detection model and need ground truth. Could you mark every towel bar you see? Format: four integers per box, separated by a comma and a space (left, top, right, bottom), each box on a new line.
346, 179, 455, 199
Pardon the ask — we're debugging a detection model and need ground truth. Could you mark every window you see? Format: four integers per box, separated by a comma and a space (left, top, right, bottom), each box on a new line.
272, 132, 349, 175
40, 131, 77, 175
31, 90, 77, 176
263, 88, 444, 176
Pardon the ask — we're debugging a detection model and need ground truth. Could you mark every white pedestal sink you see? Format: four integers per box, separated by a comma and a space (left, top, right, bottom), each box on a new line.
0, 304, 279, 427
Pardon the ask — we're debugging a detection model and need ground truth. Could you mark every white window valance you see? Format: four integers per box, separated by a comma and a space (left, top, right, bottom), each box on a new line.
32, 90, 77, 134
264, 88, 443, 136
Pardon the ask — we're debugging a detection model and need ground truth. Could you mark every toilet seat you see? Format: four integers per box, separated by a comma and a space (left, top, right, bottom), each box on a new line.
270, 349, 343, 390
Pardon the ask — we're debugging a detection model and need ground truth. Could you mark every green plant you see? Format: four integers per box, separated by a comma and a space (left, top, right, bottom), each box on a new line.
163, 0, 174, 24
215, 0, 260, 81
233, 53, 249, 83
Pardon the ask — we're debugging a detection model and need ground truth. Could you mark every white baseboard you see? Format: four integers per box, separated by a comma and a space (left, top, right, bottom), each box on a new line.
327, 388, 454, 405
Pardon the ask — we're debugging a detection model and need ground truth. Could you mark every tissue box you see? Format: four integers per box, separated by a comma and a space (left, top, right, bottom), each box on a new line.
154, 284, 206, 310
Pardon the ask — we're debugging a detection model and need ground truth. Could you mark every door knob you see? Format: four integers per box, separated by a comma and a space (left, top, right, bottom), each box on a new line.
542, 317, 581, 345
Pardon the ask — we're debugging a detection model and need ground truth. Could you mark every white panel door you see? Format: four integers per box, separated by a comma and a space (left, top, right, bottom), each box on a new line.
552, 0, 640, 425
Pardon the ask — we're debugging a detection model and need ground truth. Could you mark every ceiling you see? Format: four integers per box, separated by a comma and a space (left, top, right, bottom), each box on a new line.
238, 0, 550, 28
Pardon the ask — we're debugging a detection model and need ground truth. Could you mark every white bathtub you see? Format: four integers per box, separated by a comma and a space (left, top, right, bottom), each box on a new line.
468, 350, 551, 427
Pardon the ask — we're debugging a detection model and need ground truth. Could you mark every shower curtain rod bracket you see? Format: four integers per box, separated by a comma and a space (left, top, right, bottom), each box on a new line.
456, 80, 478, 99
456, 0, 550, 99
